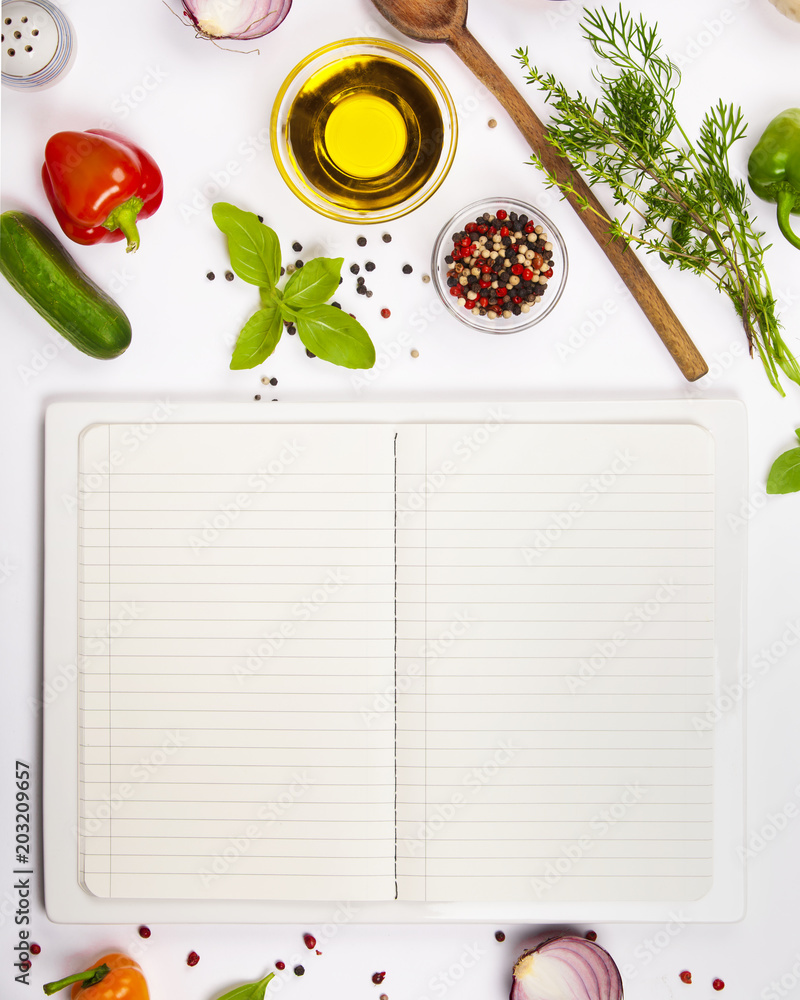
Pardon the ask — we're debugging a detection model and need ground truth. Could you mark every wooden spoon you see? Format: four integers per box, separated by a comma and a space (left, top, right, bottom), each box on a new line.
371, 0, 708, 382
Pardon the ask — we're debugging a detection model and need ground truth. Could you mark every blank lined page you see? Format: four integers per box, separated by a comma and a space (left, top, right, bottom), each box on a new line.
78, 422, 397, 901
413, 422, 715, 903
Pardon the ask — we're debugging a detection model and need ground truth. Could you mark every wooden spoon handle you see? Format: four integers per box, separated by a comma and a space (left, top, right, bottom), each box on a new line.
448, 26, 708, 382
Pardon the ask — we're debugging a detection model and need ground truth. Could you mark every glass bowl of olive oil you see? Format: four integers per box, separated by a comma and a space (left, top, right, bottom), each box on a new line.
271, 38, 458, 224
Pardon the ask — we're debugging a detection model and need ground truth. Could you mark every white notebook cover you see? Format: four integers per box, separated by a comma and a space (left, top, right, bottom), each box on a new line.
43, 400, 746, 923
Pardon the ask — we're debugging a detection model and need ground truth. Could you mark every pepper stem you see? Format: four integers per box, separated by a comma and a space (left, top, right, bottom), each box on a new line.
776, 190, 800, 251
102, 196, 145, 253
43, 963, 111, 995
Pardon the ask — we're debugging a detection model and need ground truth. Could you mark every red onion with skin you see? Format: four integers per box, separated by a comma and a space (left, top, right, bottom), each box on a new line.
182, 0, 292, 39
511, 936, 623, 1000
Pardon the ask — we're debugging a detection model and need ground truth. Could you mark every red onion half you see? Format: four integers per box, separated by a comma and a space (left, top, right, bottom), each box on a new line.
511, 936, 623, 1000
182, 0, 292, 39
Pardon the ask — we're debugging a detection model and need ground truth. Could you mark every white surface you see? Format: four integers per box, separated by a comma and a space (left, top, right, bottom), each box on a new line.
1, 0, 799, 997
42, 401, 746, 926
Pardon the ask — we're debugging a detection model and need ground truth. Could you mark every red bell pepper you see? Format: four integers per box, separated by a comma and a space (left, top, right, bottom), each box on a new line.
42, 129, 163, 253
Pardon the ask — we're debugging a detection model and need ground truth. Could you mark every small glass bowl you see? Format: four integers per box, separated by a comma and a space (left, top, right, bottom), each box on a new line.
270, 37, 458, 225
431, 197, 568, 333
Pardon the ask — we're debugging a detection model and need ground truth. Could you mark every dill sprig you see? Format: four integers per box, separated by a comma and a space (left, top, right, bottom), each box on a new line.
516, 4, 800, 395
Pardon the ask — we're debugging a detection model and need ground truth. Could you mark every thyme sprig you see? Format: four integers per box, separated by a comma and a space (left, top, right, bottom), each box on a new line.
516, 4, 800, 394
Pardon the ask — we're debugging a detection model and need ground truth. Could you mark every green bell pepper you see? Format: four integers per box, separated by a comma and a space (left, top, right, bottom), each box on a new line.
748, 107, 800, 251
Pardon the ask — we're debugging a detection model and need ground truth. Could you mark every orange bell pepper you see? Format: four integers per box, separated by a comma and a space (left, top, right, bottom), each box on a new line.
43, 953, 149, 999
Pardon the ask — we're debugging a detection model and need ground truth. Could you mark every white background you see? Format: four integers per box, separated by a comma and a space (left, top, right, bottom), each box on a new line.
2, 0, 800, 997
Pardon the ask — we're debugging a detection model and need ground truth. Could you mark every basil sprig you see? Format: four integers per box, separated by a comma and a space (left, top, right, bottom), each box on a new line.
767, 428, 800, 495
213, 202, 376, 371
214, 971, 275, 1000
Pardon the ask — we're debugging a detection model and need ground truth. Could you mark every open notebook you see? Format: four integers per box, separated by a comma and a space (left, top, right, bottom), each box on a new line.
44, 401, 746, 923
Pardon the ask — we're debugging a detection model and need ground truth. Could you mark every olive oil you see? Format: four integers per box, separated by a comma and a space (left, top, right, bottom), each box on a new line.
286, 53, 445, 212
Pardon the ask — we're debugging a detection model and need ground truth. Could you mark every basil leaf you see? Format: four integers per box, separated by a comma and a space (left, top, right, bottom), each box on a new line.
212, 203, 281, 289
766, 444, 800, 495
215, 972, 275, 1000
230, 301, 283, 370
295, 304, 376, 369
283, 257, 344, 309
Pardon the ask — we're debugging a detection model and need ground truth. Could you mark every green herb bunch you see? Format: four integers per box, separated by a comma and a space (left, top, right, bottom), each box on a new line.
516, 5, 800, 395
213, 202, 376, 371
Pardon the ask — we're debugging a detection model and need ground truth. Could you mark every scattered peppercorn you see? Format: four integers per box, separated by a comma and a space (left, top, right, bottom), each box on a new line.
410, 349, 419, 358
494, 930, 506, 942
295, 259, 304, 268
679, 971, 692, 984
381, 308, 391, 318
365, 290, 373, 298
380, 995, 388, 1000
138, 926, 151, 939
187, 951, 200, 967
286, 263, 295, 274
294, 965, 305, 977
357, 236, 367, 246
306, 348, 315, 358
381, 233, 392, 243
276, 961, 286, 970
488, 118, 497, 128
402, 264, 413, 274
357, 285, 366, 295
357, 276, 365, 285
258, 215, 264, 222
280, 266, 285, 276
30, 943, 41, 955
712, 981, 725, 992
261, 376, 269, 384
287, 325, 296, 335
372, 972, 386, 984
421, 273, 431, 283
350, 263, 360, 274
332, 301, 341, 309
254, 394, 261, 400
585, 930, 597, 941
365, 261, 376, 271
292, 241, 303, 252
225, 270, 234, 281
303, 933, 317, 950
269, 377, 278, 386
206, 271, 215, 280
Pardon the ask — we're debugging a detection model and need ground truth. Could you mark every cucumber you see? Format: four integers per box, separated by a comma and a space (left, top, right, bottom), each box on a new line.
0, 210, 132, 359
